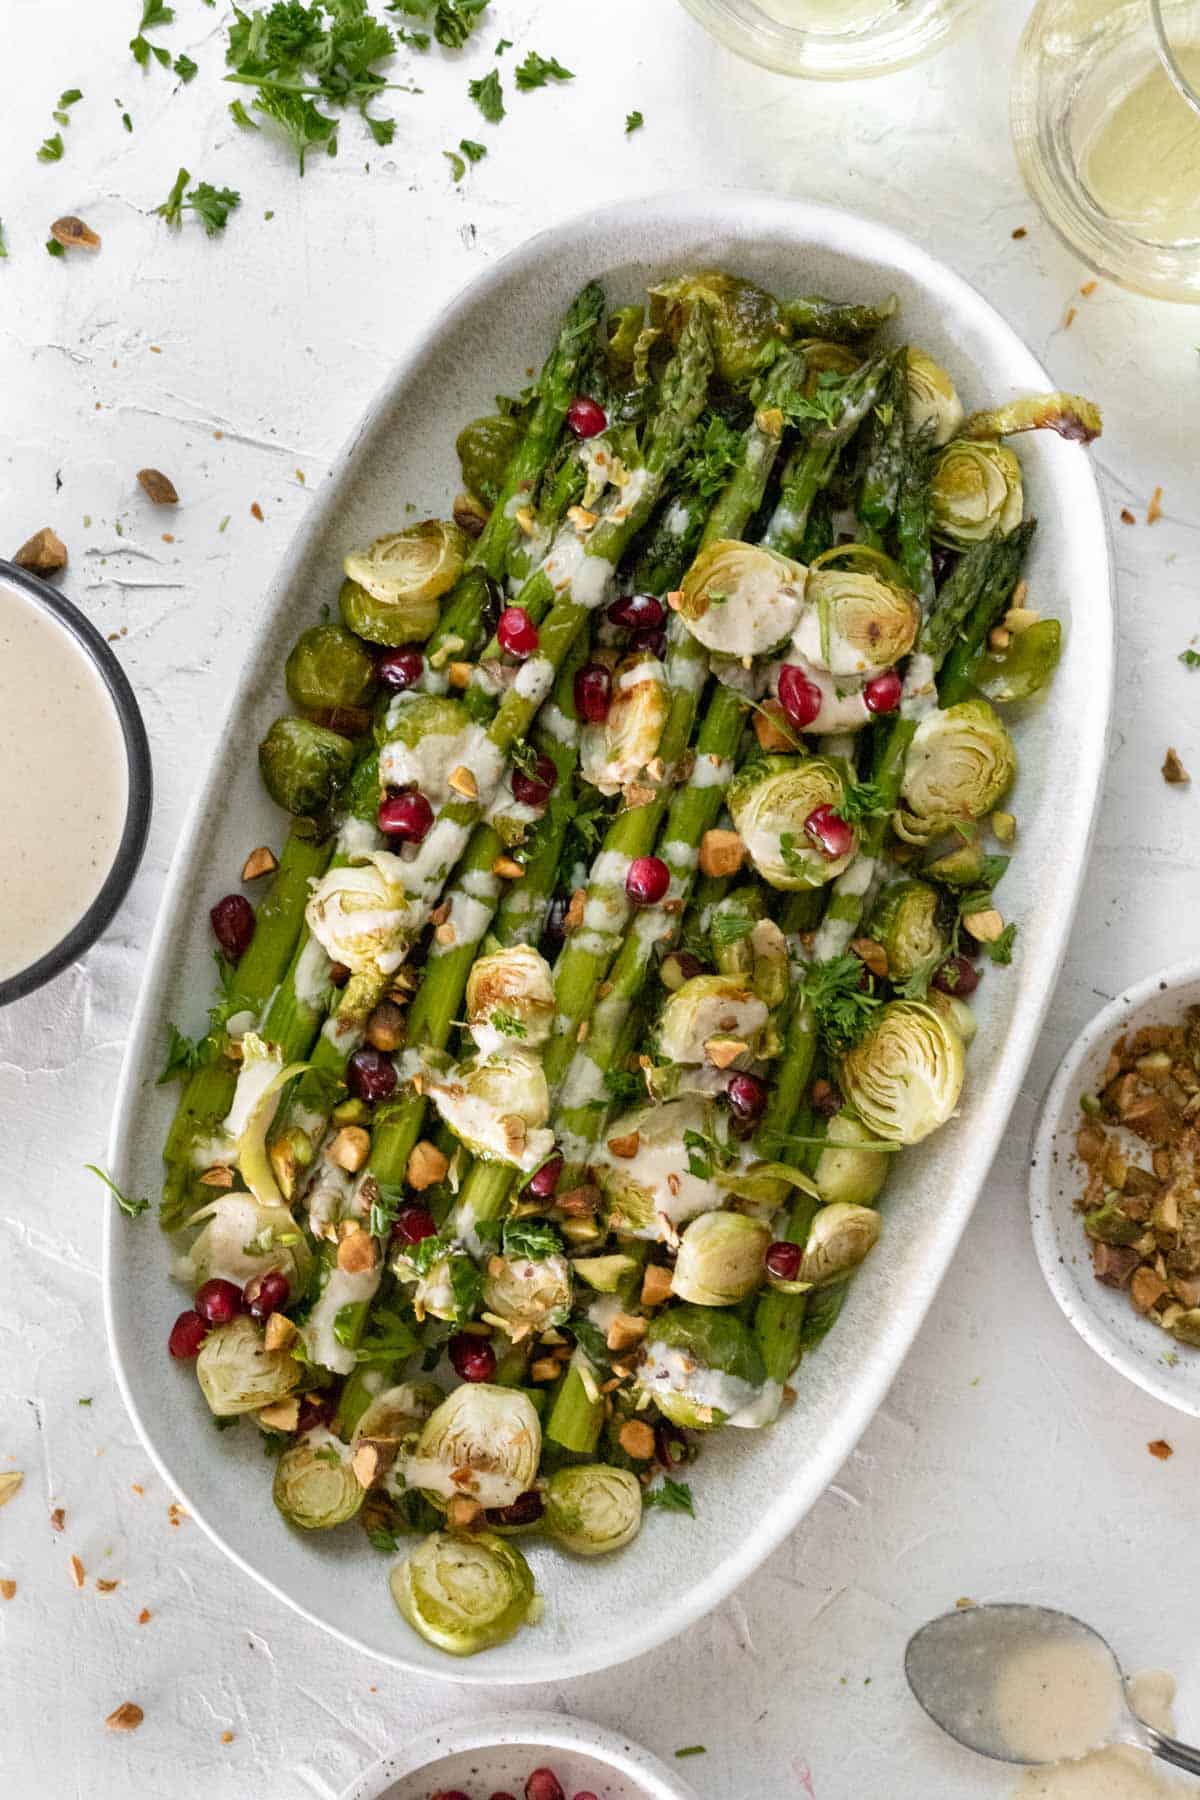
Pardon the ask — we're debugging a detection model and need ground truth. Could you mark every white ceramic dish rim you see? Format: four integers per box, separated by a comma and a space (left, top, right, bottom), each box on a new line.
337, 1710, 701, 1800
1029, 958, 1200, 1418
103, 188, 1115, 1683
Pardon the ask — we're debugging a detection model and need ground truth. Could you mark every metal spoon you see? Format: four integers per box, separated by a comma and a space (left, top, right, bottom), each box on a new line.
905, 1603, 1200, 1777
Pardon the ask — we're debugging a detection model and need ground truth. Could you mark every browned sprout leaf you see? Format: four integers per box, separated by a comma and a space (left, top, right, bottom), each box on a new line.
13, 527, 67, 574
137, 468, 179, 505
50, 215, 101, 251
960, 392, 1103, 445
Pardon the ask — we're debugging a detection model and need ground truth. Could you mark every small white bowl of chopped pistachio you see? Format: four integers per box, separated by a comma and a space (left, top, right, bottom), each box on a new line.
1030, 959, 1200, 1416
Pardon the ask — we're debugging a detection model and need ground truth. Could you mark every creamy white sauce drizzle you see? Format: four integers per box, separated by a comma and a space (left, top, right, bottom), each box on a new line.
335, 816, 378, 861
301, 1261, 380, 1374
688, 753, 734, 789
293, 934, 332, 1010
900, 649, 938, 721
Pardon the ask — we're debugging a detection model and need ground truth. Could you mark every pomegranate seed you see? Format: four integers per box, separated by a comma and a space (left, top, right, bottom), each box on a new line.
245, 1270, 290, 1320
626, 856, 670, 906
804, 804, 854, 860
574, 661, 612, 724
766, 1240, 803, 1282
630, 625, 667, 659
523, 1153, 563, 1201
378, 789, 433, 843
932, 543, 959, 588
210, 893, 255, 962
566, 395, 607, 439
391, 1203, 437, 1245
194, 1278, 244, 1327
487, 1489, 545, 1528
346, 1046, 397, 1105
726, 1071, 769, 1123
526, 1772, 566, 1800
863, 668, 902, 715
297, 1394, 335, 1433
811, 1078, 842, 1117
933, 954, 980, 997
168, 1310, 208, 1359
497, 605, 539, 658
777, 663, 823, 730
511, 752, 557, 808
607, 592, 664, 634
449, 1334, 497, 1383
376, 647, 423, 692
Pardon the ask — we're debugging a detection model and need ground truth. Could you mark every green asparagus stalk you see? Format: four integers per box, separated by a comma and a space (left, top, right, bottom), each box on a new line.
937, 521, 1038, 705
762, 356, 889, 553
856, 349, 907, 541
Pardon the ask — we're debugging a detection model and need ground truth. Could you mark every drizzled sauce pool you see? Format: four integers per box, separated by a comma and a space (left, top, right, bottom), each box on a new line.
0, 584, 127, 981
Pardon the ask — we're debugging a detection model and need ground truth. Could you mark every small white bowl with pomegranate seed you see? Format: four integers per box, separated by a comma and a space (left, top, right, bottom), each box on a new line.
1029, 958, 1200, 1417
337, 1711, 701, 1800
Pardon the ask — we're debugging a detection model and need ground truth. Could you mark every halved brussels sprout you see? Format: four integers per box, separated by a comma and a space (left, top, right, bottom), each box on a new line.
423, 1051, 555, 1173
905, 348, 963, 448
482, 1252, 573, 1334
650, 270, 789, 385
799, 1202, 881, 1286
839, 999, 965, 1145
544, 1464, 643, 1556
636, 1303, 766, 1430
975, 619, 1062, 705
797, 566, 920, 679
285, 624, 378, 714
341, 520, 467, 646
594, 1096, 728, 1241
960, 392, 1102, 445
466, 945, 556, 1057
305, 851, 413, 978
728, 755, 855, 891
870, 879, 945, 983
259, 716, 356, 816
930, 440, 1023, 546
405, 1249, 479, 1325
794, 337, 863, 380
579, 652, 669, 795
176, 1191, 312, 1299
195, 1315, 301, 1417
273, 1434, 363, 1531
671, 1211, 771, 1307
407, 1384, 541, 1511
456, 414, 523, 508
678, 540, 807, 658
897, 699, 1016, 845
657, 974, 769, 1068
813, 1112, 890, 1207
377, 695, 479, 806
749, 918, 790, 1010
569, 1253, 642, 1294
391, 1528, 537, 1656
221, 1032, 313, 1210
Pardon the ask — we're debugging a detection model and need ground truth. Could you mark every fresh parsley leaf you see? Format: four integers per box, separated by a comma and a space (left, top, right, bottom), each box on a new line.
514, 49, 573, 90
156, 169, 241, 235
46, 239, 65, 257
157, 1022, 205, 1084
468, 67, 504, 122
37, 133, 65, 162
395, 25, 430, 48
838, 780, 889, 826
494, 35, 511, 52
229, 97, 259, 128
502, 1217, 562, 1261
710, 908, 755, 950
490, 1010, 528, 1039
1181, 648, 1200, 669
644, 1478, 695, 1516
366, 1179, 405, 1241
625, 109, 644, 134
981, 921, 1018, 965
568, 1315, 610, 1367
603, 1067, 643, 1107
459, 136, 486, 162
122, 111, 134, 131
407, 1231, 452, 1275
78, 1396, 93, 1406
174, 52, 199, 81
0, 221, 7, 259
226, 2, 402, 169
140, 0, 175, 27
444, 148, 466, 181
367, 1524, 399, 1552
510, 737, 540, 778
355, 1306, 420, 1368
802, 953, 882, 1055
260, 1427, 290, 1455
675, 1746, 707, 1759
252, 88, 338, 172
365, 111, 395, 144
681, 412, 742, 500
59, 88, 84, 107
313, 1444, 343, 1467
154, 165, 188, 226
86, 1164, 150, 1219
682, 1125, 731, 1180
431, 0, 489, 50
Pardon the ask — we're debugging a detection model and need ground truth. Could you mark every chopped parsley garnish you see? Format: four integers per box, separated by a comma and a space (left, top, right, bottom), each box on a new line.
78, 1396, 93, 1406
981, 921, 1018, 965
681, 412, 742, 499
366, 1179, 405, 1240
837, 779, 889, 825
86, 1164, 150, 1219
625, 109, 644, 134
644, 1478, 695, 1516
131, 0, 176, 69
352, 1305, 421, 1366
444, 148, 466, 181
46, 239, 66, 258
514, 49, 573, 90
156, 168, 241, 235
37, 133, 65, 163
389, 0, 488, 49
801, 953, 881, 1054
490, 1010, 528, 1039
229, 97, 259, 128
0, 221, 7, 259
494, 35, 511, 53
367, 1524, 399, 1552
710, 908, 755, 950
468, 67, 504, 122
459, 136, 486, 162
157, 1022, 206, 1083
603, 1067, 643, 1107
1180, 648, 1200, 668
510, 737, 540, 778
174, 52, 199, 81
502, 1217, 562, 1260
675, 1746, 707, 1759
59, 88, 84, 107
681, 1125, 732, 1181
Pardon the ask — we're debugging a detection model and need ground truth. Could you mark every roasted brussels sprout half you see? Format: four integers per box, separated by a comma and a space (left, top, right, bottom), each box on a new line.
975, 619, 1062, 704
407, 1383, 542, 1511
390, 1528, 538, 1656
285, 624, 378, 714
870, 879, 945, 983
273, 1434, 363, 1531
579, 651, 669, 795
728, 755, 855, 890
544, 1464, 643, 1556
258, 716, 356, 816
341, 520, 467, 645
466, 945, 556, 1056
482, 1251, 573, 1334
177, 1191, 312, 1300
930, 440, 1023, 546
799, 1202, 881, 1286
305, 851, 413, 979
650, 269, 789, 386
377, 694, 477, 803
635, 1303, 767, 1430
195, 1315, 301, 1418
657, 974, 769, 1068
813, 1112, 890, 1207
897, 699, 1016, 844
220, 1031, 313, 1210
595, 1096, 728, 1241
678, 540, 807, 658
423, 1051, 555, 1173
671, 1210, 771, 1307
455, 413, 523, 508
839, 999, 966, 1145
960, 392, 1102, 445
798, 566, 920, 678
905, 348, 963, 448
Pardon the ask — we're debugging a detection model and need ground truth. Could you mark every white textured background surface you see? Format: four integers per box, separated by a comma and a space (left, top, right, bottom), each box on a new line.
2, 1, 1199, 1795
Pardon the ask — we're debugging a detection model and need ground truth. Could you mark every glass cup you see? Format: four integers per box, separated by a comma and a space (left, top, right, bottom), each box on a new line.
675, 0, 980, 80
1013, 0, 1200, 302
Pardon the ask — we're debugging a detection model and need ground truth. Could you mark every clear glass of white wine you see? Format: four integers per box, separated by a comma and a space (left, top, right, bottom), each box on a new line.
675, 0, 980, 80
1013, 0, 1200, 302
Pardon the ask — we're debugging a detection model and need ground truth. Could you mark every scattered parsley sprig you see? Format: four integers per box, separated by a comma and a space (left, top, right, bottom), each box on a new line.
156, 167, 241, 235
86, 1164, 150, 1219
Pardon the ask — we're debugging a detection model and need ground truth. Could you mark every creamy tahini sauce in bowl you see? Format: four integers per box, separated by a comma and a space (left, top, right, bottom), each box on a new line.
0, 567, 149, 998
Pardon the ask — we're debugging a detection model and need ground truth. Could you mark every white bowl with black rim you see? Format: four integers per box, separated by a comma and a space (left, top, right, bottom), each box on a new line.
0, 560, 151, 1007
1029, 959, 1200, 1418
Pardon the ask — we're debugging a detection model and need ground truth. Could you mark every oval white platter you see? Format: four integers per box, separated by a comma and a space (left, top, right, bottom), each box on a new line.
104, 190, 1115, 1683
